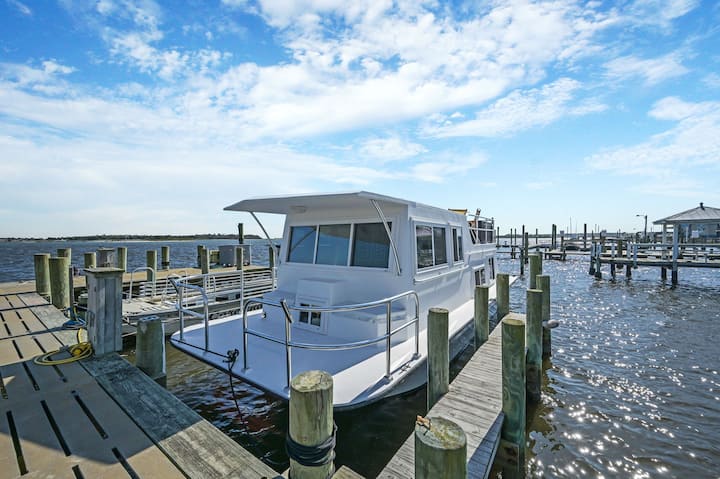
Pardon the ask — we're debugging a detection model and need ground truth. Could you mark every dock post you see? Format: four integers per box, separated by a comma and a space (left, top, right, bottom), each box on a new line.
551, 224, 557, 249
48, 256, 70, 310
529, 254, 541, 290
161, 246, 170, 270
474, 285, 489, 349
57, 247, 72, 262
196, 245, 204, 268
661, 267, 667, 280
519, 249, 524, 276
594, 243, 602, 280
496, 273, 510, 322
499, 314, 526, 473
116, 246, 127, 272
671, 227, 679, 285
85, 268, 124, 356
236, 246, 244, 271
84, 252, 96, 269
583, 223, 587, 250
526, 289, 542, 404
537, 275, 552, 358
610, 261, 616, 280
415, 417, 467, 479
626, 264, 632, 278
200, 247, 210, 274
135, 316, 166, 387
33, 253, 51, 301
428, 308, 449, 410
589, 243, 596, 275
146, 250, 157, 283
288, 370, 334, 479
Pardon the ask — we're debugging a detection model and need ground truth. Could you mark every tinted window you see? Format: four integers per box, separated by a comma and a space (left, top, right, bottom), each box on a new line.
352, 223, 391, 268
433, 227, 447, 265
453, 228, 463, 262
316, 224, 351, 266
416, 225, 434, 269
288, 226, 316, 263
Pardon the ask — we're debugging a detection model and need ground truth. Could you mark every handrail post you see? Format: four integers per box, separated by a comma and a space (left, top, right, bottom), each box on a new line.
414, 295, 420, 359
385, 301, 392, 379
203, 293, 210, 350
178, 286, 185, 341
242, 303, 249, 370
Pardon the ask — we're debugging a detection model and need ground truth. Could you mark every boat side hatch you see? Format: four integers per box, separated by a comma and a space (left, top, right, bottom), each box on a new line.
294, 279, 341, 334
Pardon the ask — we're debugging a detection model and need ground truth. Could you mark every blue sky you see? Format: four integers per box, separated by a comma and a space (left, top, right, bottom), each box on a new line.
1, 0, 718, 237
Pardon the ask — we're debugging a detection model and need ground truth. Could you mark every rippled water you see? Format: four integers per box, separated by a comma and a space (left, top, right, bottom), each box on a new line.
3, 240, 719, 477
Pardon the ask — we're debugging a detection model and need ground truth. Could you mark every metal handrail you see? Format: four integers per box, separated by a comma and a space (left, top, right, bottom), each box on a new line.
171, 279, 211, 348
127, 267, 156, 300
242, 291, 421, 389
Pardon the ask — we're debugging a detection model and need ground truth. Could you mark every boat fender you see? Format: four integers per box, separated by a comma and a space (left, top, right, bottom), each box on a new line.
543, 319, 560, 329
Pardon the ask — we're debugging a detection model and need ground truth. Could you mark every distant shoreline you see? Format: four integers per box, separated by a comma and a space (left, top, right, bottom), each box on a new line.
1, 234, 262, 242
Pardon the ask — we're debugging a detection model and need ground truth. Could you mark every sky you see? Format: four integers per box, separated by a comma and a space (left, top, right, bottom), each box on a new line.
0, 0, 718, 238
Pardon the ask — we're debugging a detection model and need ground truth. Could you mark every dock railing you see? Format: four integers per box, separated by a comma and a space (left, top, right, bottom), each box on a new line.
468, 213, 495, 245
241, 291, 421, 389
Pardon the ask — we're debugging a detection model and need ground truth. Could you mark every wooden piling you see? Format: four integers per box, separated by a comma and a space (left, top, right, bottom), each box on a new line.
116, 246, 127, 272
428, 308, 450, 410
526, 289, 542, 404
33, 253, 51, 300
500, 314, 526, 471
537, 275, 552, 358
200, 247, 210, 274
661, 267, 667, 280
236, 246, 244, 271
583, 223, 587, 250
84, 252, 96, 269
529, 254, 540, 290
496, 273, 510, 322
594, 243, 602, 279
135, 316, 167, 387
414, 417, 467, 479
196, 245, 204, 268
551, 224, 557, 249
610, 261, 616, 280
57, 247, 72, 262
48, 256, 70, 310
523, 231, 529, 265
589, 243, 596, 275
626, 264, 632, 278
85, 268, 124, 356
288, 370, 334, 479
161, 245, 170, 270
474, 285, 489, 348
146, 250, 157, 283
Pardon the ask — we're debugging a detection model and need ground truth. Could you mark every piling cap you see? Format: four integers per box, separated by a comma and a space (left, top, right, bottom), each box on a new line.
291, 370, 333, 393
502, 313, 526, 327
415, 416, 466, 451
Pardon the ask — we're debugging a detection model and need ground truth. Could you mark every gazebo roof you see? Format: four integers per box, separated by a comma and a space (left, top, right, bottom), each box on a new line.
653, 203, 720, 225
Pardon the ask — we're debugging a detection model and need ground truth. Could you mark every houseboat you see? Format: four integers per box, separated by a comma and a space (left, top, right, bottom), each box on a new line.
170, 191, 496, 409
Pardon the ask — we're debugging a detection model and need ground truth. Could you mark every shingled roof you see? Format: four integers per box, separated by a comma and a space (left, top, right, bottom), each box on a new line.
654, 203, 720, 225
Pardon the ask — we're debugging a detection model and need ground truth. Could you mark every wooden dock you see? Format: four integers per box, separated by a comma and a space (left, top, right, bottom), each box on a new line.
0, 290, 282, 478
379, 323, 503, 479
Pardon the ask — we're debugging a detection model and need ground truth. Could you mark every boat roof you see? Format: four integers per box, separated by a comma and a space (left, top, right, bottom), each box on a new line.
225, 191, 421, 214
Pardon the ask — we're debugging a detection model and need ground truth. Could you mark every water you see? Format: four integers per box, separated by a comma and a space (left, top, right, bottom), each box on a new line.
0, 239, 275, 282
3, 240, 719, 477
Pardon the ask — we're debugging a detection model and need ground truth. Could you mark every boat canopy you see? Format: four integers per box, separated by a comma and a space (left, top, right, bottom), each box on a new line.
224, 191, 421, 214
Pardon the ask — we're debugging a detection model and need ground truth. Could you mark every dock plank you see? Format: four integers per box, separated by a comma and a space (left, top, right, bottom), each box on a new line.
378, 324, 504, 479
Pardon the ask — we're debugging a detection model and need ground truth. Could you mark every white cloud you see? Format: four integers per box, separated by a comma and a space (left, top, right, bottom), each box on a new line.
702, 73, 720, 89
604, 52, 689, 86
586, 97, 720, 175
7, 0, 31, 15
425, 78, 605, 138
406, 153, 487, 183
359, 136, 426, 162
628, 0, 699, 29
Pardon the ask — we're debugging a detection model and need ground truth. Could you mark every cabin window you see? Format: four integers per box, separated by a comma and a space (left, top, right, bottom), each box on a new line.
287, 222, 391, 268
298, 303, 322, 328
351, 222, 391, 268
316, 224, 351, 266
288, 226, 317, 263
416, 225, 448, 269
452, 228, 463, 262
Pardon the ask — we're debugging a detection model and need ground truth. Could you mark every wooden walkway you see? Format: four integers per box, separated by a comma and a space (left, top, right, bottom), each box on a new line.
0, 291, 281, 479
378, 324, 504, 479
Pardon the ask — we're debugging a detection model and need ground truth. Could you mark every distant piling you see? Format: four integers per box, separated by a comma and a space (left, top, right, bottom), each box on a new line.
529, 254, 540, 290
116, 246, 127, 272
84, 252, 96, 269
236, 246, 244, 271
34, 253, 51, 300
146, 250, 157, 283
161, 246, 170, 270
428, 308, 450, 410
474, 285, 489, 349
200, 247, 210, 274
496, 273, 510, 321
48, 256, 70, 310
